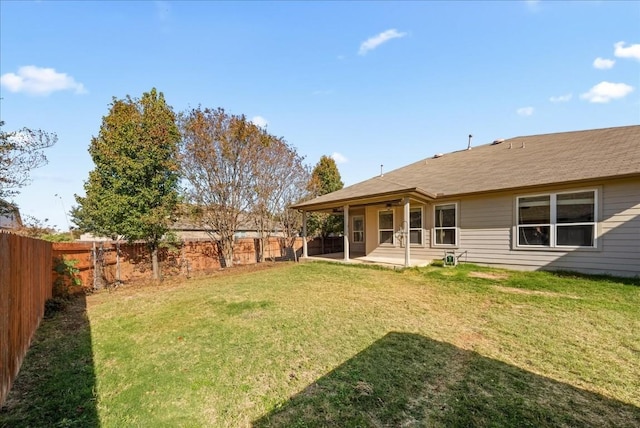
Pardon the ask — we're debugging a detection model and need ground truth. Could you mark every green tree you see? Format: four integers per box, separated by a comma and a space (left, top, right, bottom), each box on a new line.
308, 155, 344, 244
72, 88, 180, 280
312, 155, 344, 195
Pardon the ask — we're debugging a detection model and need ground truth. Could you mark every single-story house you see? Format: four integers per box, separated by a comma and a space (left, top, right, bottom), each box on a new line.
292, 125, 640, 277
171, 215, 286, 241
0, 200, 23, 231
79, 218, 287, 242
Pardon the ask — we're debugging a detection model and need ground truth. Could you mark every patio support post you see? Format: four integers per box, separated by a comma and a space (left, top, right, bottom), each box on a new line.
343, 204, 350, 261
302, 210, 308, 258
404, 197, 410, 267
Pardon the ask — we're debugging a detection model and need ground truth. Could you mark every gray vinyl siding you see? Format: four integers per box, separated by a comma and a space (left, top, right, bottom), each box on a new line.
361, 178, 640, 277
455, 179, 640, 277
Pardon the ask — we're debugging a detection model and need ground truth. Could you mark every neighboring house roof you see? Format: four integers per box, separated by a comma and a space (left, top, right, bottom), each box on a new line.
172, 213, 284, 233
0, 200, 23, 230
293, 125, 640, 211
78, 214, 286, 242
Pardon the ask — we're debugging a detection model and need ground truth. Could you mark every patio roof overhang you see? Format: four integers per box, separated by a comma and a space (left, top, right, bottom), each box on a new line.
291, 187, 436, 213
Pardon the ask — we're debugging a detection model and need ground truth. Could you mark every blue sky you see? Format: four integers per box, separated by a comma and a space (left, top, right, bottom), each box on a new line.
1, 1, 639, 230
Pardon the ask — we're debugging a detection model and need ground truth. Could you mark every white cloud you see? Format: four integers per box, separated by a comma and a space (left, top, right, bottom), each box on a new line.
593, 57, 615, 69
516, 107, 534, 116
0, 65, 86, 96
358, 29, 407, 56
581, 81, 634, 103
549, 93, 572, 103
614, 41, 640, 60
251, 115, 268, 128
331, 152, 348, 164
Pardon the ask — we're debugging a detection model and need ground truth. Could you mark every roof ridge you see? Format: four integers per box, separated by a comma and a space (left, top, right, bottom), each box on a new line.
509, 124, 639, 140
412, 124, 640, 162
292, 125, 640, 211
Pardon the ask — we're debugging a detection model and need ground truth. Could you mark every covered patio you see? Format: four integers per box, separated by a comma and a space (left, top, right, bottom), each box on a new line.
300, 252, 431, 269
293, 184, 437, 268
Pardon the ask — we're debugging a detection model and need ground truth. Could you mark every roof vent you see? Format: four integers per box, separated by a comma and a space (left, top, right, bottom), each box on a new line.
433, 153, 444, 158
491, 139, 505, 145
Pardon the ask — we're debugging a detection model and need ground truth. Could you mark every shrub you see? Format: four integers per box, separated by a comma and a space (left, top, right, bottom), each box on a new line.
53, 257, 82, 297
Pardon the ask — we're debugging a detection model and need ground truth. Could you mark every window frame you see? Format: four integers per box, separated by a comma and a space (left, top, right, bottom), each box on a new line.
516, 195, 551, 247
409, 206, 424, 246
352, 215, 364, 244
432, 202, 458, 247
515, 189, 598, 249
378, 209, 395, 246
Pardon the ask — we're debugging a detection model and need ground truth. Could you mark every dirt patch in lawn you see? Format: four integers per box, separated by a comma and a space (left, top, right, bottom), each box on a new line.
454, 330, 491, 351
494, 285, 581, 299
468, 271, 510, 280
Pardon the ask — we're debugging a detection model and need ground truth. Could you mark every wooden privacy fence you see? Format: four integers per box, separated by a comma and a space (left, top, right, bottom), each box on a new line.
306, 236, 343, 255
0, 232, 53, 406
52, 237, 308, 291
0, 233, 333, 405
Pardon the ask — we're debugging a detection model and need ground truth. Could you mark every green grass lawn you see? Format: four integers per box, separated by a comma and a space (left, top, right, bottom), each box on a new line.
2, 262, 639, 427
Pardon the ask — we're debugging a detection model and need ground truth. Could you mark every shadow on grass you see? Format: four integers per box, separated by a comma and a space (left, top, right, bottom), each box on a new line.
546, 270, 640, 287
254, 332, 640, 428
0, 294, 99, 427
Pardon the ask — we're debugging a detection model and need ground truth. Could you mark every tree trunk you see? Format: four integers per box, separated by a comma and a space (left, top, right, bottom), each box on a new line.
151, 246, 161, 281
222, 236, 234, 268
259, 236, 266, 263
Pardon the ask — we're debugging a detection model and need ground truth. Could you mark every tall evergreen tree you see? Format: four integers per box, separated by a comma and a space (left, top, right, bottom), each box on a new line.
72, 88, 180, 280
312, 155, 344, 195
308, 155, 344, 241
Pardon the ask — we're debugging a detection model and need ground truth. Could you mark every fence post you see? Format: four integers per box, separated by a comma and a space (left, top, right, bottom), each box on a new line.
92, 242, 97, 290
116, 240, 121, 284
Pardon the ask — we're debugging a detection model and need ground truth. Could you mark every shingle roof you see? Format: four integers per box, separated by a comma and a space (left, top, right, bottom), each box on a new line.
172, 213, 283, 232
293, 125, 640, 210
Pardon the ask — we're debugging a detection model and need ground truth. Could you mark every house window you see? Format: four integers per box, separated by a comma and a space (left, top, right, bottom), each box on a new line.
434, 203, 457, 246
409, 207, 423, 245
517, 195, 551, 246
378, 210, 394, 245
517, 190, 596, 248
353, 215, 364, 243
